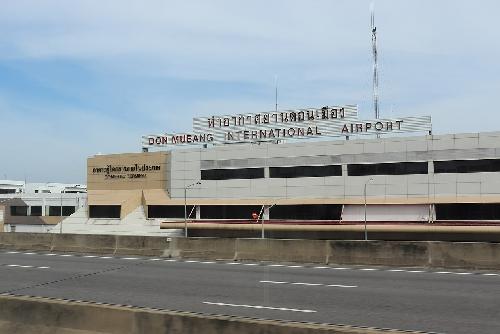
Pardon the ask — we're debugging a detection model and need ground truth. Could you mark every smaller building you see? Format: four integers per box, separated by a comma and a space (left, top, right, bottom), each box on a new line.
0, 180, 87, 233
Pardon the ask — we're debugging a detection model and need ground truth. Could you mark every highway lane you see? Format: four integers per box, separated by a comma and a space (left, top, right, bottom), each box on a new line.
1, 250, 500, 333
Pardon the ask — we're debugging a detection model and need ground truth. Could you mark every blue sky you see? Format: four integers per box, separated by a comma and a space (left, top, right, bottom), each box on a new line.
1, 0, 499, 183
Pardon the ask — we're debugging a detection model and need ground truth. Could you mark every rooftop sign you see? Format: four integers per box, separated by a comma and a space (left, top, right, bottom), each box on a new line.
142, 105, 431, 148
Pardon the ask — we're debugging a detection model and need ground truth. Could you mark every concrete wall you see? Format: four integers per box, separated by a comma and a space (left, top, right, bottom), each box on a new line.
0, 294, 387, 334
2, 233, 500, 270
169, 131, 500, 204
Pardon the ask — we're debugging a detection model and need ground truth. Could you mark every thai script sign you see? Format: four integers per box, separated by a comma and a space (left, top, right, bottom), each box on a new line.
142, 105, 431, 147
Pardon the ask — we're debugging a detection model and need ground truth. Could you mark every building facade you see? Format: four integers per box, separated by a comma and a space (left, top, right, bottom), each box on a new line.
0, 181, 87, 232
83, 131, 500, 225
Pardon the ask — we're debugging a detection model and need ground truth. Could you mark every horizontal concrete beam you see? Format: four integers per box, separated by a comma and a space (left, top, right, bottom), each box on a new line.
0, 294, 411, 334
160, 222, 500, 233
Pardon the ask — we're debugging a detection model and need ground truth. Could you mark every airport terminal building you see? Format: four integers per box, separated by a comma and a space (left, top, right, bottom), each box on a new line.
67, 105, 500, 234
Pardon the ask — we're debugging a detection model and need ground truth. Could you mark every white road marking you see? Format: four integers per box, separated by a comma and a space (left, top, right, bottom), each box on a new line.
327, 284, 358, 288
23, 252, 36, 255
267, 264, 285, 267
388, 269, 406, 272
260, 280, 357, 288
226, 262, 240, 265
185, 260, 200, 263
203, 301, 316, 313
359, 268, 377, 271
260, 280, 288, 284
44, 253, 57, 256
201, 261, 215, 264
313, 266, 330, 269
292, 282, 322, 286
5, 264, 50, 269
83, 255, 98, 258
454, 272, 473, 275
164, 259, 177, 262
149, 258, 161, 261
407, 270, 425, 273
60, 254, 73, 257
482, 273, 499, 276
332, 267, 349, 270
287, 265, 303, 268
7, 251, 20, 254
122, 257, 139, 260
435, 271, 453, 274
99, 256, 112, 259
243, 263, 258, 266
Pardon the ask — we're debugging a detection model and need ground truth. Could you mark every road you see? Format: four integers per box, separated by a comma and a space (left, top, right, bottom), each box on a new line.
1, 250, 499, 333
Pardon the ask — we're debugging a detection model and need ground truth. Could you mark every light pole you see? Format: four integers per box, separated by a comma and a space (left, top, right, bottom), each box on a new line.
259, 204, 276, 239
364, 177, 374, 241
184, 181, 201, 238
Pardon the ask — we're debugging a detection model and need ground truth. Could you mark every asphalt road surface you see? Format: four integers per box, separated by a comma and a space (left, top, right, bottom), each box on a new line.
1, 250, 499, 334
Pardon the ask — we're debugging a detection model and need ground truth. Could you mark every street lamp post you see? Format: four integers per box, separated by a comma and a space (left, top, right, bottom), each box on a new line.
364, 178, 374, 241
184, 181, 201, 238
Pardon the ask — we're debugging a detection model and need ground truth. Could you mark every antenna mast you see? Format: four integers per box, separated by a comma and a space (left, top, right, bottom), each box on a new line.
371, 2, 379, 119
274, 75, 278, 112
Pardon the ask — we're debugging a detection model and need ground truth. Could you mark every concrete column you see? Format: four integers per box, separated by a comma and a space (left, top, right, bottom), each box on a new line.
263, 206, 270, 220
195, 205, 201, 219
42, 197, 46, 216
264, 167, 270, 178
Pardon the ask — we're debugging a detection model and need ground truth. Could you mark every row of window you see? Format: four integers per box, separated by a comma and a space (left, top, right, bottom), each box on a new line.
435, 204, 500, 220
200, 158, 500, 180
89, 204, 500, 220
10, 206, 76, 217
148, 204, 342, 220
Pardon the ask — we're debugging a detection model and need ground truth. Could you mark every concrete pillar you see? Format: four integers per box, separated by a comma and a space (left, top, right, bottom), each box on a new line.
195, 205, 201, 219
264, 167, 270, 178
42, 197, 46, 216
263, 206, 270, 220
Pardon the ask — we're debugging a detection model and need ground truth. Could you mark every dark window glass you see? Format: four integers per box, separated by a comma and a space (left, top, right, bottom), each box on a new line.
200, 205, 262, 219
434, 159, 500, 174
201, 168, 264, 180
10, 206, 28, 216
270, 165, 341, 178
269, 204, 342, 220
348, 161, 428, 176
89, 205, 121, 219
436, 203, 500, 220
62, 206, 76, 216
48, 206, 61, 216
30, 206, 42, 216
148, 205, 195, 218
0, 189, 16, 194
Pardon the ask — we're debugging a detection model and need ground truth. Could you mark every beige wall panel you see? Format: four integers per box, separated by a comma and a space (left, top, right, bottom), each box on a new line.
87, 152, 168, 191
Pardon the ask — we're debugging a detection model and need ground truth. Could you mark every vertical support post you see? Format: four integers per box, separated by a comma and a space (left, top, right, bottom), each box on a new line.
184, 187, 187, 238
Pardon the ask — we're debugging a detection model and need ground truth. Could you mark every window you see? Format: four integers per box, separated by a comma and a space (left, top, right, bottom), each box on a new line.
48, 206, 61, 216
434, 159, 500, 174
62, 206, 76, 216
201, 168, 264, 180
0, 189, 16, 194
148, 205, 194, 218
270, 165, 342, 178
348, 161, 428, 176
30, 206, 42, 216
11, 206, 28, 216
269, 204, 342, 220
200, 205, 262, 219
89, 205, 121, 219
436, 203, 500, 220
